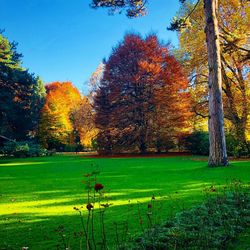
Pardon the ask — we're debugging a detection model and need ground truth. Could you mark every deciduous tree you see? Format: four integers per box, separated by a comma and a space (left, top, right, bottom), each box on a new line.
71, 96, 98, 148
94, 34, 191, 153
176, 0, 250, 155
38, 82, 82, 149
90, 0, 229, 166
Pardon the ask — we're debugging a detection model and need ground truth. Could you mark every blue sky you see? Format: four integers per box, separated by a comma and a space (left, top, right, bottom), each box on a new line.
1, 0, 180, 93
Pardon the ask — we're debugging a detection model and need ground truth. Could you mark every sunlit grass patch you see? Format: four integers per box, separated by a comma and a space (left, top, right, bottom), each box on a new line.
0, 155, 249, 249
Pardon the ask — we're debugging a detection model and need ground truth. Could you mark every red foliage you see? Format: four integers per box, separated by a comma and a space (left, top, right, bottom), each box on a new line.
94, 34, 192, 153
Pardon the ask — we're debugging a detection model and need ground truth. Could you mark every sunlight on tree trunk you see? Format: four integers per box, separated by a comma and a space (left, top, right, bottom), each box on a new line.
204, 0, 228, 166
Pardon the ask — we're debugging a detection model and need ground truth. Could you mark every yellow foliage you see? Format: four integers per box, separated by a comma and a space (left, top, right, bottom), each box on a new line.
80, 129, 99, 148
177, 0, 250, 140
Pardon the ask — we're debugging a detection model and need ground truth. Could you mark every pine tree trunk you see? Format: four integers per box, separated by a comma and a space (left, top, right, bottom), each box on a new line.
204, 0, 228, 166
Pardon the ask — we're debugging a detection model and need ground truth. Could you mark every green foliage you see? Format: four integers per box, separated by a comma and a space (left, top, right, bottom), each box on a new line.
184, 132, 250, 157
64, 144, 77, 152
91, 138, 98, 150
132, 181, 250, 249
0, 32, 45, 141
14, 143, 30, 158
0, 31, 22, 69
64, 144, 83, 152
226, 134, 250, 158
91, 0, 148, 18
184, 131, 209, 155
1, 141, 47, 157
167, 16, 187, 31
1, 141, 27, 157
27, 142, 48, 157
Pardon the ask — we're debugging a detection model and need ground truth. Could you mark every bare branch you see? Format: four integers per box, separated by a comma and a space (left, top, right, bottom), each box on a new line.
0, 135, 15, 142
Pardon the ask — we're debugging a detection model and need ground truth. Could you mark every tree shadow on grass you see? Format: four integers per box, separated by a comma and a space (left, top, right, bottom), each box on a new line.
0, 181, 210, 250
1, 155, 249, 249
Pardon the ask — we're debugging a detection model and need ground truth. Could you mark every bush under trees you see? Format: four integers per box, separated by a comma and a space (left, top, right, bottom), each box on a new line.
1, 141, 48, 157
183, 131, 209, 155
183, 131, 250, 157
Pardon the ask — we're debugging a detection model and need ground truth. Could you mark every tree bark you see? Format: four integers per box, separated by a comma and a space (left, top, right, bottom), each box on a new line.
204, 0, 228, 166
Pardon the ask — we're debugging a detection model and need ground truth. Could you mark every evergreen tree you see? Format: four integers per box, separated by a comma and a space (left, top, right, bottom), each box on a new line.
0, 32, 45, 141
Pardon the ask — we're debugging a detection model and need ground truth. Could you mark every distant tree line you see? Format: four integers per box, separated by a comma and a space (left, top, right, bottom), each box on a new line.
0, 31, 96, 155
1, 0, 249, 160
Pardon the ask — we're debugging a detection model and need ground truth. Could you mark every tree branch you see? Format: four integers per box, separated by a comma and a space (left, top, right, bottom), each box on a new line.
0, 135, 15, 142
168, 0, 202, 31
192, 101, 209, 118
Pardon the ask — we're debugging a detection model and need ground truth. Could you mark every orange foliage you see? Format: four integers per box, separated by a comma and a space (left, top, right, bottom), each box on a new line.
94, 34, 192, 153
38, 82, 82, 148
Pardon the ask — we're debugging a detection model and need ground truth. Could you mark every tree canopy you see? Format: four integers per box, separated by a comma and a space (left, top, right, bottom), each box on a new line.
94, 34, 191, 153
177, 0, 250, 154
0, 33, 45, 141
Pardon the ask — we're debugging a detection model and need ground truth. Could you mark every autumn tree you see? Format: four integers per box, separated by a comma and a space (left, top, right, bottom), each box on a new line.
94, 34, 191, 154
90, 0, 229, 166
38, 82, 82, 149
176, 0, 250, 155
0, 32, 45, 141
71, 96, 98, 148
89, 62, 105, 102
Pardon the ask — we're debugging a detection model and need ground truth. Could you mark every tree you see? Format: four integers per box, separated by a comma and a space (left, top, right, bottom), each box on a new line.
38, 82, 82, 149
89, 62, 105, 101
203, 0, 228, 166
71, 96, 98, 148
94, 34, 191, 153
0, 32, 45, 141
176, 0, 250, 156
91, 0, 229, 166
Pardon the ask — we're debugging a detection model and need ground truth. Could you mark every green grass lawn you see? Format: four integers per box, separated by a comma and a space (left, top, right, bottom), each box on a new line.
0, 155, 249, 249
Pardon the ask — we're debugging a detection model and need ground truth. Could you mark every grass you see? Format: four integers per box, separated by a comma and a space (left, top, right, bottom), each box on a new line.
0, 155, 249, 249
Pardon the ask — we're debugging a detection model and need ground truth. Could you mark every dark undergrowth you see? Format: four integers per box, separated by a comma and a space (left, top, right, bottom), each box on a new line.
130, 180, 250, 250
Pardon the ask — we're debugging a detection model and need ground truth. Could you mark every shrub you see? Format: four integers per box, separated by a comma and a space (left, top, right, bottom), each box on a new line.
183, 131, 209, 155
1, 141, 48, 157
14, 143, 30, 158
64, 144, 84, 152
27, 142, 48, 157
183, 132, 250, 157
70, 169, 112, 250
60, 178, 249, 250
1, 141, 17, 155
226, 134, 250, 157
64, 144, 77, 152
47, 148, 57, 156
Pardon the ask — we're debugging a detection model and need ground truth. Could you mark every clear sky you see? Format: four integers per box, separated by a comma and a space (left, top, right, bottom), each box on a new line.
0, 0, 181, 93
